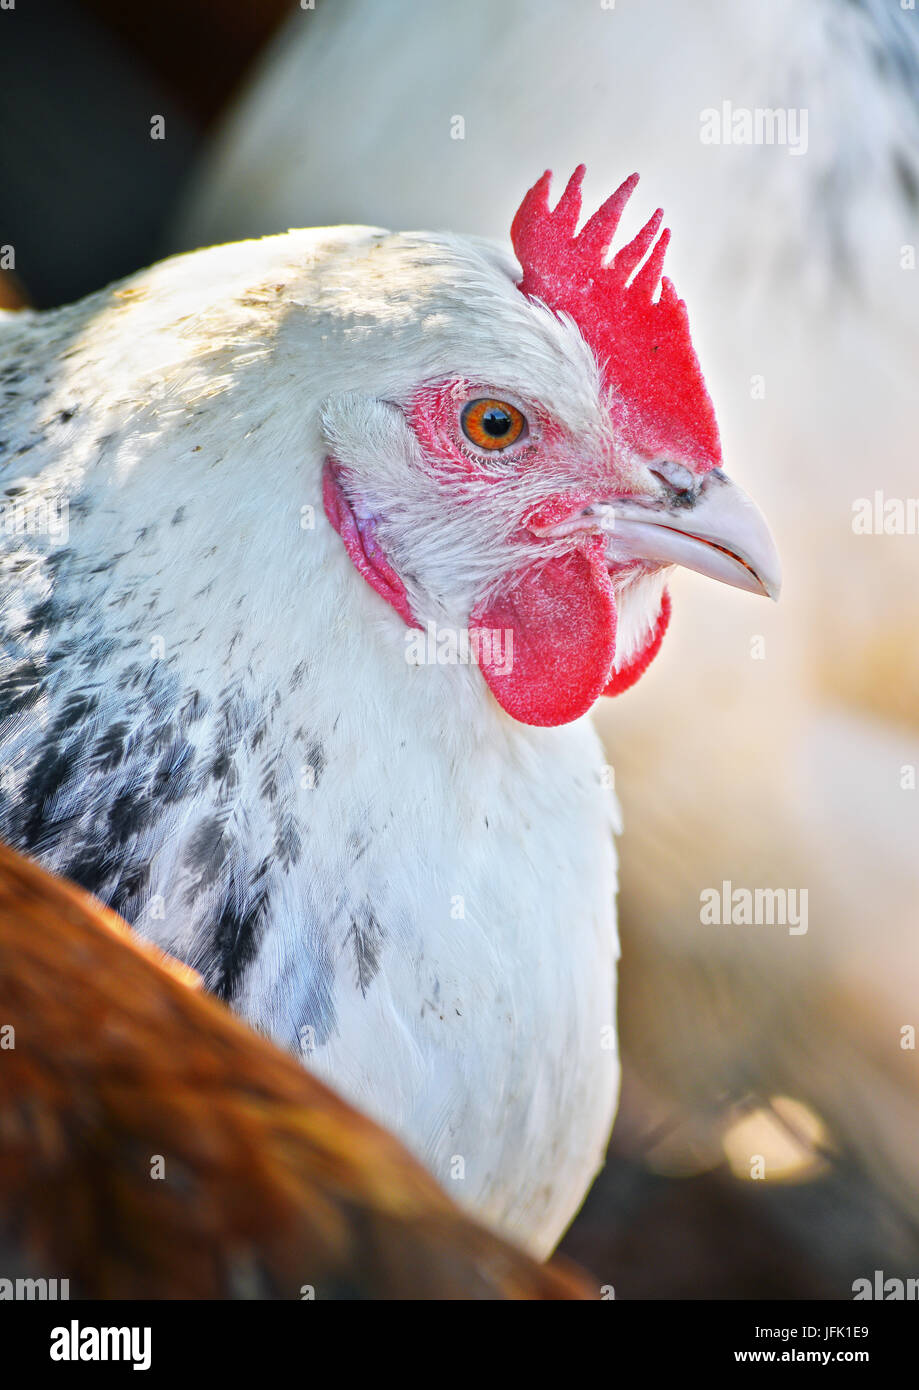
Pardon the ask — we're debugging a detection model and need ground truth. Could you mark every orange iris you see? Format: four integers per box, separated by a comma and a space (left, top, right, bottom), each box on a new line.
460, 398, 526, 451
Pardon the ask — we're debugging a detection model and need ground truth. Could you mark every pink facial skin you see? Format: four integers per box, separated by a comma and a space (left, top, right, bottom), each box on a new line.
322, 461, 416, 627
323, 378, 673, 728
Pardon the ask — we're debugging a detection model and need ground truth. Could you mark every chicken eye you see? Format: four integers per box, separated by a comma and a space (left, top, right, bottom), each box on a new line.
460, 398, 527, 451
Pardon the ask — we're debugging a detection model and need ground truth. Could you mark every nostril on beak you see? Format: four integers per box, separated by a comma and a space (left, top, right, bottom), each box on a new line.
649, 459, 699, 507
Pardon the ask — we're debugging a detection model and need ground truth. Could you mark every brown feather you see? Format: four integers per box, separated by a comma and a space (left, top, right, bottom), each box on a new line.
0, 842, 593, 1299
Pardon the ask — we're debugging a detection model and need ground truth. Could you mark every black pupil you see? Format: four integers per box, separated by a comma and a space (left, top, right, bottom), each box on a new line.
482, 407, 512, 438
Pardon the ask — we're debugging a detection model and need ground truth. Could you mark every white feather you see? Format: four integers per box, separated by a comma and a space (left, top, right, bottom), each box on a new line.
0, 225, 637, 1254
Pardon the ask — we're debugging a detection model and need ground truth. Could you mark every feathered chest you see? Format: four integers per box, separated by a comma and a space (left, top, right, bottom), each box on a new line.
0, 536, 621, 1252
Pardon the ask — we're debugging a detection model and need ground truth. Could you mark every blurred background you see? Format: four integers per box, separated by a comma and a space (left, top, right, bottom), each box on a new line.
2, 0, 917, 1297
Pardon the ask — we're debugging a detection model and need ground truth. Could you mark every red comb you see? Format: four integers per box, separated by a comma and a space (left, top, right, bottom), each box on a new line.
511, 166, 721, 471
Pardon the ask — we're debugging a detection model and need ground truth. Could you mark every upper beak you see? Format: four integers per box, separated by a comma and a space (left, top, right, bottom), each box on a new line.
601, 469, 781, 600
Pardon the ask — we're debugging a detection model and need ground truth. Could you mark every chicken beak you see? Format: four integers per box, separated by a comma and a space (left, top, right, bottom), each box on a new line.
603, 468, 781, 600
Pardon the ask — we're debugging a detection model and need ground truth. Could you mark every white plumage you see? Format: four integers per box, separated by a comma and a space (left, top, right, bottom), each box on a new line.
168, 0, 919, 1238
0, 147, 779, 1252
0, 227, 629, 1254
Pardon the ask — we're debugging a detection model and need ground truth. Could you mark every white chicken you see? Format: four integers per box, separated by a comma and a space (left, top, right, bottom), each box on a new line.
0, 169, 776, 1255
171, 0, 919, 1234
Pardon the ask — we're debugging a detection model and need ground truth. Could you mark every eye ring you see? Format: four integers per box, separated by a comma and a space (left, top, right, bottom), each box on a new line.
460, 398, 527, 451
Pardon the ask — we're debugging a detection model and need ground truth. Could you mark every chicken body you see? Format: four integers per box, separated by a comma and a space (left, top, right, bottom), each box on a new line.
0, 227, 624, 1255
0, 150, 778, 1251
170, 0, 919, 1232
0, 840, 593, 1299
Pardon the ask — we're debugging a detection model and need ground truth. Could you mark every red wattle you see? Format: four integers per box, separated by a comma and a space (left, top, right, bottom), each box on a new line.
602, 587, 671, 696
471, 536, 617, 727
